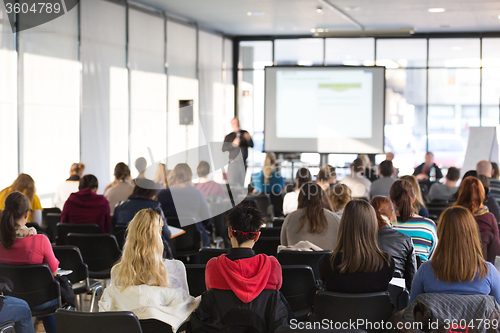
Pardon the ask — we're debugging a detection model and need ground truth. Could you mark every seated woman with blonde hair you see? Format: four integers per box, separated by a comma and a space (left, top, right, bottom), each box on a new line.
99, 209, 200, 331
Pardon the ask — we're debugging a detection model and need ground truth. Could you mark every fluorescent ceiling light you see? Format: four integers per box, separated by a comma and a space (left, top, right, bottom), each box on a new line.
428, 8, 445, 13
247, 11, 264, 16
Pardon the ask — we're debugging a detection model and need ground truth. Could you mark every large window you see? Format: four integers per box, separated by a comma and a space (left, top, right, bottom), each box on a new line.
238, 37, 500, 173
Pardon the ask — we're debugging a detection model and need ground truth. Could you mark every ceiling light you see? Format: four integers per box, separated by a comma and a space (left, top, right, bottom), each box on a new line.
316, 28, 325, 33
247, 12, 252, 16
498, 15, 500, 19
316, 6, 323, 13
247, 11, 264, 16
310, 28, 316, 33
428, 8, 445, 13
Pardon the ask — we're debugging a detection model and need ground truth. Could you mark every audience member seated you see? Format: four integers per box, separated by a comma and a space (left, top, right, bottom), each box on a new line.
385, 152, 399, 177
281, 183, 340, 251
104, 162, 134, 215
359, 154, 379, 182
427, 166, 460, 202
282, 167, 312, 215
191, 205, 288, 332
329, 183, 352, 216
455, 176, 500, 264
409, 206, 500, 304
400, 175, 429, 218
476, 160, 500, 222
0, 174, 42, 225
134, 157, 147, 180
53, 163, 85, 210
251, 152, 284, 194
99, 209, 199, 331
112, 178, 171, 256
491, 162, 500, 188
390, 180, 438, 262
370, 160, 395, 199
158, 163, 212, 247
315, 164, 334, 194
339, 158, 371, 200
371, 196, 416, 291
318, 200, 394, 293
413, 151, 443, 181
0, 192, 59, 333
154, 163, 168, 189
195, 161, 226, 199
0, 295, 35, 333
61, 175, 111, 233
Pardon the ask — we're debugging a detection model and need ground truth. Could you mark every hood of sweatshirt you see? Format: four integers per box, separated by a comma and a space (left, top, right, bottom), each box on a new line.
68, 187, 105, 207
206, 254, 281, 303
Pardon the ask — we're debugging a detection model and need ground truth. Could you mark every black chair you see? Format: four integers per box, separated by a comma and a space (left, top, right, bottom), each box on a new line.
0, 264, 61, 317
416, 255, 422, 269
55, 309, 143, 333
253, 237, 280, 257
242, 193, 271, 218
44, 213, 62, 243
309, 291, 393, 333
0, 322, 14, 333
388, 284, 409, 312
277, 250, 332, 281
185, 264, 206, 297
56, 223, 101, 245
272, 218, 285, 227
66, 234, 122, 279
260, 227, 281, 238
426, 200, 450, 222
113, 224, 128, 250
140, 319, 176, 333
199, 248, 228, 264
280, 265, 318, 321
167, 217, 202, 259
52, 245, 103, 311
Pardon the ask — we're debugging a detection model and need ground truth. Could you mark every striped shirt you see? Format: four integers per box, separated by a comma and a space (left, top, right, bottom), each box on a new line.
393, 216, 438, 262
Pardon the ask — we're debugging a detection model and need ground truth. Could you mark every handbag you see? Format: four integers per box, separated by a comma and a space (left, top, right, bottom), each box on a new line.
54, 275, 76, 308
0, 277, 13, 312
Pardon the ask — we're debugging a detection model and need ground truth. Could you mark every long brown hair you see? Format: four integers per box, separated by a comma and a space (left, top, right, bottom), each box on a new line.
70, 163, 85, 176
370, 196, 397, 229
330, 183, 352, 212
297, 183, 328, 234
431, 206, 488, 282
390, 179, 415, 222
400, 175, 426, 210
331, 200, 390, 273
168, 163, 193, 187
106, 162, 131, 192
5, 174, 36, 205
0, 192, 30, 249
455, 176, 485, 214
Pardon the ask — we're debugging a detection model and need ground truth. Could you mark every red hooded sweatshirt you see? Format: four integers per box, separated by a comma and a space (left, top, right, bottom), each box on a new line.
205, 253, 282, 303
61, 188, 111, 233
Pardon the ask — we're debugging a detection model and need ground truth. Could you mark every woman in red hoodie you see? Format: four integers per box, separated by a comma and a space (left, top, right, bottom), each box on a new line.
61, 174, 111, 233
205, 204, 282, 302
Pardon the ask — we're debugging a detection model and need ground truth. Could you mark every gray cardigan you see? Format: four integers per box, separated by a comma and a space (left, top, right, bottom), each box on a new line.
280, 208, 341, 251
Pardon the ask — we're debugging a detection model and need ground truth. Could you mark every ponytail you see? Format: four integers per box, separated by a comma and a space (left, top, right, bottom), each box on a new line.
390, 180, 415, 223
0, 192, 30, 249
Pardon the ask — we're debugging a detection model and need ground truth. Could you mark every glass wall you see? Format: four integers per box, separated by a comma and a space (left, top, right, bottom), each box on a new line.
238, 37, 500, 175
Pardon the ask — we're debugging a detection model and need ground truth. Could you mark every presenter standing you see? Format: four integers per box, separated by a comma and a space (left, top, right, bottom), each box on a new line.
223, 118, 253, 186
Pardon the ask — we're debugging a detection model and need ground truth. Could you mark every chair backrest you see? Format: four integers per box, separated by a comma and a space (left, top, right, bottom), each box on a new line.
242, 193, 271, 217
0, 264, 61, 308
43, 212, 61, 243
140, 319, 174, 333
52, 245, 89, 284
277, 250, 332, 280
387, 284, 409, 312
199, 248, 228, 264
166, 217, 201, 257
259, 227, 281, 238
313, 290, 393, 333
272, 218, 285, 227
113, 224, 128, 250
280, 265, 317, 318
57, 223, 101, 245
253, 237, 280, 257
66, 234, 122, 273
55, 309, 143, 333
185, 264, 206, 297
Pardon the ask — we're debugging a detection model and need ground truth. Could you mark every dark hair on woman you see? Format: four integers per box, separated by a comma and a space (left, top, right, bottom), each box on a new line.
316, 165, 331, 182
492, 162, 500, 180
0, 192, 30, 249
79, 174, 99, 191
133, 178, 159, 199
226, 204, 264, 245
296, 167, 312, 190
389, 179, 415, 222
462, 170, 477, 181
197, 161, 210, 178
370, 196, 397, 230
114, 162, 131, 181
297, 183, 328, 234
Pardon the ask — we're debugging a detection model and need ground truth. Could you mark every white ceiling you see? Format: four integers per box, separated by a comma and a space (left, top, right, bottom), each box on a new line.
137, 0, 500, 36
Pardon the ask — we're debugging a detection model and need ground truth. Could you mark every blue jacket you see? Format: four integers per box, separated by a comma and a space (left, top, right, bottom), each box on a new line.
252, 170, 284, 194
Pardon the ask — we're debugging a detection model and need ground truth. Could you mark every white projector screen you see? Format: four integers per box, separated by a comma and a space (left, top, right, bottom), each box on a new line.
264, 66, 385, 154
